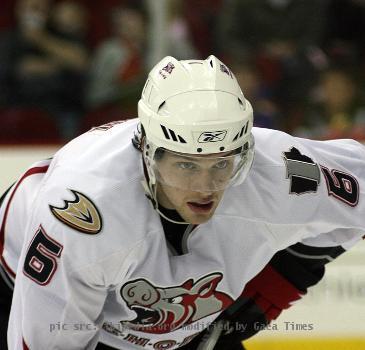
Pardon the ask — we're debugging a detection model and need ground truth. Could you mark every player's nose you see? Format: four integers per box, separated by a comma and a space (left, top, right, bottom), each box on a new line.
190, 170, 218, 193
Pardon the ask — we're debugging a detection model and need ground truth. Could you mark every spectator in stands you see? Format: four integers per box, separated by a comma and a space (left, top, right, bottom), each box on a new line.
85, 5, 147, 113
0, 0, 50, 106
293, 67, 365, 141
323, 0, 365, 65
166, 0, 199, 60
232, 59, 280, 130
182, 0, 223, 57
0, 0, 89, 140
218, 0, 329, 131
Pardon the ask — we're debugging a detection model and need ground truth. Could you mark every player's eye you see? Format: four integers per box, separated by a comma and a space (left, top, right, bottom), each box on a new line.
176, 162, 198, 170
213, 160, 228, 169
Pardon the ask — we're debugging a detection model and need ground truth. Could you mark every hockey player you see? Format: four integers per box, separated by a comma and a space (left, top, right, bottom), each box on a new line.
1, 55, 365, 350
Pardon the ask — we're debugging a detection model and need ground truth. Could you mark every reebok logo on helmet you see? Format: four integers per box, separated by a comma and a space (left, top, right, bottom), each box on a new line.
198, 131, 227, 143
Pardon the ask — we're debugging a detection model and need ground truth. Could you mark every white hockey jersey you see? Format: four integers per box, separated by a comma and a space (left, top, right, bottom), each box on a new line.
1, 119, 365, 349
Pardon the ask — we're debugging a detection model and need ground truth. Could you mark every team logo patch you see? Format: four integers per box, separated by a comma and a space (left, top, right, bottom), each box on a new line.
49, 190, 102, 234
90, 120, 127, 132
119, 272, 233, 334
159, 62, 175, 79
198, 130, 227, 143
220, 64, 233, 78
283, 147, 320, 195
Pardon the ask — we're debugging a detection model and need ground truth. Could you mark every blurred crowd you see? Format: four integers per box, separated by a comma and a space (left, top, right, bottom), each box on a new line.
0, 0, 365, 143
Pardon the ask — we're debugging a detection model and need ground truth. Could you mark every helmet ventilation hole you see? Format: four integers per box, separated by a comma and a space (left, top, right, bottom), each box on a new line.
233, 121, 250, 142
158, 101, 166, 112
160, 125, 187, 144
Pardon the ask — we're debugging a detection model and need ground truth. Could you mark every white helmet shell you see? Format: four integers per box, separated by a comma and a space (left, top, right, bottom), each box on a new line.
138, 55, 253, 154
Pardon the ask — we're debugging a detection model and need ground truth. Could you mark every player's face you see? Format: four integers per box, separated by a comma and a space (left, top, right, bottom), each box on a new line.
155, 152, 233, 224
157, 183, 225, 224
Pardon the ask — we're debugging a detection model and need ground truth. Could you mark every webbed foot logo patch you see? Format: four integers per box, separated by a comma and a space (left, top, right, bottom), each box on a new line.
50, 190, 102, 234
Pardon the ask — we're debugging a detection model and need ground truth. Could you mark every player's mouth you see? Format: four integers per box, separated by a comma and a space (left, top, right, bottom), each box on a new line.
187, 201, 214, 214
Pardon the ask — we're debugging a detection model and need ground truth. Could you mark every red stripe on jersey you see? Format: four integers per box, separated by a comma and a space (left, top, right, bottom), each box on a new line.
241, 265, 303, 322
0, 165, 49, 277
23, 338, 30, 350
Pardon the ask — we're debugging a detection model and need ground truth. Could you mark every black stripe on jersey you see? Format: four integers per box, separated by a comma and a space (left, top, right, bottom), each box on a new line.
159, 206, 188, 255
0, 261, 13, 291
0, 184, 16, 284
158, 205, 198, 255
270, 242, 345, 292
286, 242, 346, 262
0, 183, 15, 208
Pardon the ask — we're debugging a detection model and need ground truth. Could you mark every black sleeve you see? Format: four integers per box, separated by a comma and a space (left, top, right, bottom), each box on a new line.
212, 242, 346, 348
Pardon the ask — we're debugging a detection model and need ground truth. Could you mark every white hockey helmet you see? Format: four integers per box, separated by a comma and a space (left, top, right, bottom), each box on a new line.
138, 55, 254, 198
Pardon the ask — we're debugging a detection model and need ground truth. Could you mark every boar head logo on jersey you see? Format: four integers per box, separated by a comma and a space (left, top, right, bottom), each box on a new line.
120, 272, 233, 334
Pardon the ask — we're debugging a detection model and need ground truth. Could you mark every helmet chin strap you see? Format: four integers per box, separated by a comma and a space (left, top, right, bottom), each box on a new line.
141, 179, 189, 225
141, 154, 189, 225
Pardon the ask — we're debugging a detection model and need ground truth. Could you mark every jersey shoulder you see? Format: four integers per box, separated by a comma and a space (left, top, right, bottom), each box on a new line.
27, 119, 161, 272
252, 126, 365, 169
221, 128, 365, 246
